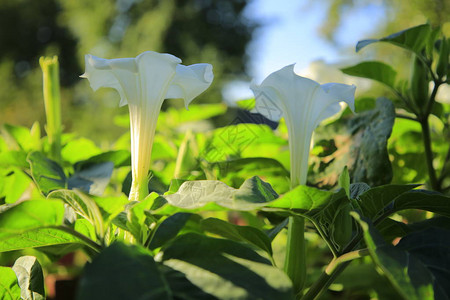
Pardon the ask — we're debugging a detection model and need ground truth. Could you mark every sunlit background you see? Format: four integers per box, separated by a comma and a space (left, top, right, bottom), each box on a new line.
0, 0, 448, 142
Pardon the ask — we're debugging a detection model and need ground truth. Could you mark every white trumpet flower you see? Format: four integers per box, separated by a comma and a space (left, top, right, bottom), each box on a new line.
251, 64, 355, 187
82, 51, 213, 201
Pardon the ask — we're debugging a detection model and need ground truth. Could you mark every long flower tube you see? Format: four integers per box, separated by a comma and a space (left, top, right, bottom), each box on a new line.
251, 64, 355, 295
82, 51, 213, 201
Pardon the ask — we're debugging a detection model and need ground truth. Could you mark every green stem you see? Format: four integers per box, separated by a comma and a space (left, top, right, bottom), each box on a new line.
418, 80, 442, 191
301, 261, 350, 300
284, 216, 306, 298
420, 118, 439, 191
129, 175, 149, 201
301, 249, 369, 300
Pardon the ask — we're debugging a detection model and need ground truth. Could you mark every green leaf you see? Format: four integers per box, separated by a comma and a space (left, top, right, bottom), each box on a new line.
1, 124, 37, 152
161, 233, 293, 299
149, 213, 199, 250
392, 190, 450, 217
161, 176, 277, 212
0, 267, 21, 300
2, 168, 32, 204
159, 103, 226, 127
0, 200, 64, 240
0, 198, 90, 254
0, 227, 86, 253
210, 158, 290, 194
158, 264, 219, 299
350, 97, 396, 186
310, 98, 396, 188
357, 184, 419, 220
61, 137, 101, 164
27, 151, 66, 195
0, 150, 28, 169
356, 24, 431, 56
335, 262, 404, 299
93, 195, 128, 224
352, 212, 449, 300
73, 150, 131, 169
68, 161, 114, 196
201, 218, 273, 256
395, 228, 450, 298
12, 256, 45, 300
76, 243, 171, 300
266, 185, 334, 215
341, 61, 397, 90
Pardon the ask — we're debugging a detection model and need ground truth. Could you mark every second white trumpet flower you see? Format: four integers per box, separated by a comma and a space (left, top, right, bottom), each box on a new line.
251, 64, 356, 187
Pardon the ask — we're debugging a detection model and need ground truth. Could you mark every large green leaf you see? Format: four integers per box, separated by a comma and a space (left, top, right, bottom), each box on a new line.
356, 24, 431, 56
0, 267, 21, 300
357, 184, 419, 220
310, 97, 396, 188
0, 199, 92, 253
395, 228, 450, 298
341, 61, 397, 90
0, 227, 86, 253
201, 217, 273, 257
161, 176, 278, 212
0, 200, 64, 240
161, 233, 293, 299
352, 212, 447, 300
349, 97, 396, 186
158, 264, 219, 299
392, 190, 450, 217
12, 256, 45, 300
27, 151, 66, 195
76, 243, 171, 300
265, 185, 334, 215
61, 137, 101, 164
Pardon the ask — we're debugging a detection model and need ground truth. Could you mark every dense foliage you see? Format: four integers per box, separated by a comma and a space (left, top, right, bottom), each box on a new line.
0, 24, 449, 300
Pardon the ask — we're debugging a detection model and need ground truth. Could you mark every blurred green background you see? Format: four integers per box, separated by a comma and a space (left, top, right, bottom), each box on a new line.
0, 0, 448, 143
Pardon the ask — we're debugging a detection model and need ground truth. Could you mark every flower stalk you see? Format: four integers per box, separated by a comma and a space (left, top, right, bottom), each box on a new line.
39, 56, 62, 163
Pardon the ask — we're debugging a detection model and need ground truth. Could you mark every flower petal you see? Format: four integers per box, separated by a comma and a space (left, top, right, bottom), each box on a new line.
135, 51, 181, 106
166, 63, 214, 109
321, 83, 356, 112
81, 54, 139, 107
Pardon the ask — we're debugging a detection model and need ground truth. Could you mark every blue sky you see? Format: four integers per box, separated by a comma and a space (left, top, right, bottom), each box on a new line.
223, 0, 386, 101
246, 0, 386, 80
